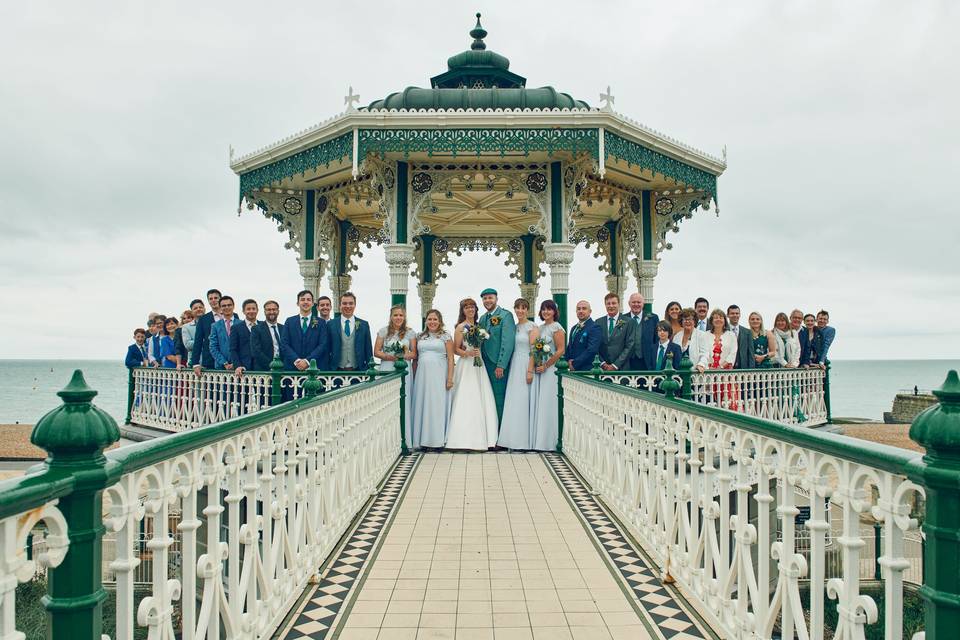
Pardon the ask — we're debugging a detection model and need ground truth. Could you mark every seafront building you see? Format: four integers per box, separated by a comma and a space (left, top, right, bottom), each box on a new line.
2, 16, 957, 640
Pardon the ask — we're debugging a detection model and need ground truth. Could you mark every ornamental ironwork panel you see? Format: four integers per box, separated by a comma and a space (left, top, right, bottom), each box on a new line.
238, 132, 352, 196
358, 128, 600, 159
604, 131, 718, 196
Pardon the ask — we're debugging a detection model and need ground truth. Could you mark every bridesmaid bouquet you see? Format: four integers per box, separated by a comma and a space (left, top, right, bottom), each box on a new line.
530, 338, 552, 367
385, 340, 406, 359
463, 324, 489, 367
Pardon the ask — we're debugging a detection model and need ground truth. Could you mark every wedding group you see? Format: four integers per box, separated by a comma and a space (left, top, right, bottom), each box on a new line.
125, 285, 836, 453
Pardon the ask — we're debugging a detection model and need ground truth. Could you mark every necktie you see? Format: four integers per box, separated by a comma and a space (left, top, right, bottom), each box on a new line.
608, 317, 614, 333
271, 325, 280, 355
657, 344, 665, 369
301, 317, 308, 334
225, 320, 231, 337
634, 315, 641, 324
344, 318, 351, 337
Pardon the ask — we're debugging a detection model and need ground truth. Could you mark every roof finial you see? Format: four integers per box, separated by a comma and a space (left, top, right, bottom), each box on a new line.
470, 12, 487, 51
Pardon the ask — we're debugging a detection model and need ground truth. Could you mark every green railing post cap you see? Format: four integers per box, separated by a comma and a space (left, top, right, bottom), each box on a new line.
394, 358, 408, 374
31, 370, 120, 461
270, 357, 283, 372
910, 369, 960, 459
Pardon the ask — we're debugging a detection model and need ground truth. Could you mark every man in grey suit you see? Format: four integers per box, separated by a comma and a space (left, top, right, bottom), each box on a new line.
599, 293, 634, 371
727, 304, 755, 369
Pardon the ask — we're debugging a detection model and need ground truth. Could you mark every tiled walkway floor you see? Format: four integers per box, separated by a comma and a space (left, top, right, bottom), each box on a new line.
279, 453, 708, 640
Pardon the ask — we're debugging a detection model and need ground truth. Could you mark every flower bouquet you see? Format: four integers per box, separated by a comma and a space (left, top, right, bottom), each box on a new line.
530, 338, 552, 368
463, 324, 489, 367
385, 340, 406, 360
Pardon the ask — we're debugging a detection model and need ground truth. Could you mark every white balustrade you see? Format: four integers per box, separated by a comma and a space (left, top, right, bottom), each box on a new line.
561, 374, 923, 640
0, 502, 70, 640
130, 368, 372, 432
689, 367, 827, 426
105, 375, 402, 639
597, 372, 683, 392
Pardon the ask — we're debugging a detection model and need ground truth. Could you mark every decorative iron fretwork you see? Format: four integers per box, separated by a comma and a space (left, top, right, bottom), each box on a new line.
525, 172, 547, 193
384, 167, 396, 189
652, 190, 711, 256
238, 132, 352, 198
655, 197, 674, 215
507, 238, 523, 253
317, 194, 329, 213
283, 197, 303, 215
629, 195, 640, 214
563, 166, 576, 188
605, 132, 718, 197
411, 172, 434, 193
358, 128, 600, 160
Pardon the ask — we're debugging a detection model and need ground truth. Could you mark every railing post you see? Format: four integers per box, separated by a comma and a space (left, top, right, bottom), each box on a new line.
303, 359, 320, 398
31, 370, 120, 640
660, 359, 681, 399
366, 357, 378, 381
590, 355, 602, 381
270, 356, 284, 405
824, 360, 832, 422
556, 360, 568, 453
125, 367, 135, 424
394, 359, 410, 456
678, 353, 693, 400
908, 369, 960, 640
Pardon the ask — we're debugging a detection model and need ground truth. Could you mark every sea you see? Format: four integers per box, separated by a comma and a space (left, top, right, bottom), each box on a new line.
0, 359, 957, 426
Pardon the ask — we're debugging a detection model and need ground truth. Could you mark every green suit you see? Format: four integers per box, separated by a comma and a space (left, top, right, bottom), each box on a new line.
479, 307, 516, 424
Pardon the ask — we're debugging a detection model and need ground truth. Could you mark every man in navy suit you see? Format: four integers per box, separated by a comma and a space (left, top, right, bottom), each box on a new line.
281, 290, 331, 371
248, 300, 284, 372
653, 321, 684, 370
566, 300, 602, 372
125, 328, 149, 368
317, 296, 333, 324
816, 310, 836, 368
229, 299, 259, 372
191, 288, 222, 369
329, 292, 374, 371
625, 293, 660, 370
200, 295, 242, 371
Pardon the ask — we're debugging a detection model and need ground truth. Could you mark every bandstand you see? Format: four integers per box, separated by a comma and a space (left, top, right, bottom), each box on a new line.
230, 14, 725, 325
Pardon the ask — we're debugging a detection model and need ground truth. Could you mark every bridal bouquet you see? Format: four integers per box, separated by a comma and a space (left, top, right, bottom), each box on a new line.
463, 324, 489, 367
530, 338, 552, 367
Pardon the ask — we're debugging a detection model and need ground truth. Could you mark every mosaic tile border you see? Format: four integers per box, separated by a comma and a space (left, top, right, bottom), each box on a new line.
543, 453, 713, 640
278, 453, 421, 639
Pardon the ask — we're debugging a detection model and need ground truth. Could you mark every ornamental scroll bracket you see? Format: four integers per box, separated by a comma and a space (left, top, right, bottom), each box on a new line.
244, 189, 307, 257
420, 236, 531, 284
562, 155, 597, 241
359, 156, 397, 243
652, 190, 712, 258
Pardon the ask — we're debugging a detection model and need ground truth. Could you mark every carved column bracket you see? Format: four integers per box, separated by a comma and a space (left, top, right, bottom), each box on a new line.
329, 274, 353, 304
604, 275, 628, 305
418, 282, 438, 317
298, 258, 326, 295
636, 259, 660, 309
544, 243, 576, 294
384, 243, 416, 297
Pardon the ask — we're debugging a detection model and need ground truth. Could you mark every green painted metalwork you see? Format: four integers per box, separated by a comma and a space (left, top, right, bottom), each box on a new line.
395, 359, 410, 456
555, 359, 568, 453
367, 87, 589, 111
824, 359, 833, 422
359, 128, 599, 161
550, 162, 563, 242
553, 292, 568, 334
303, 360, 321, 397
338, 219, 351, 274
421, 234, 435, 283
270, 357, 284, 406
678, 353, 693, 399
641, 191, 652, 260
391, 294, 407, 308
304, 190, 316, 260
908, 370, 960, 639
605, 131, 719, 196
521, 234, 535, 284
124, 368, 134, 424
238, 132, 352, 198
32, 371, 120, 640
396, 161, 409, 244
605, 220, 618, 274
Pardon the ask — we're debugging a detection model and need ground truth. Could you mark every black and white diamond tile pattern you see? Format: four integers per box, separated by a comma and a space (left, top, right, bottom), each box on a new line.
279, 454, 420, 639
544, 453, 711, 640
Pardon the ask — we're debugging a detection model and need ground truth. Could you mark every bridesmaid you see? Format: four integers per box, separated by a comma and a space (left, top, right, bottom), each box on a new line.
411, 309, 454, 449
375, 305, 417, 448
530, 299, 565, 451
497, 298, 538, 450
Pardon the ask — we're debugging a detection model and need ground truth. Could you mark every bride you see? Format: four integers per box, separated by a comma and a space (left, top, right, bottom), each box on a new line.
445, 297, 500, 450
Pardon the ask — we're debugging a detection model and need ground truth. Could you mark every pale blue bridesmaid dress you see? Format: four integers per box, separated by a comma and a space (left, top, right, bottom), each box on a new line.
497, 321, 537, 449
411, 332, 451, 448
378, 327, 416, 450
530, 322, 561, 451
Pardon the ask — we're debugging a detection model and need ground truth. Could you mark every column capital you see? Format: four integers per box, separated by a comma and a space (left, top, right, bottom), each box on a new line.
417, 282, 437, 315
543, 242, 575, 266
298, 258, 326, 295
384, 243, 415, 296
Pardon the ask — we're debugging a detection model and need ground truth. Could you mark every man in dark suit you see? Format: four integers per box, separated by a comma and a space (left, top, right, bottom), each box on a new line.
281, 290, 331, 371
816, 310, 835, 368
625, 293, 659, 370
229, 299, 259, 372
566, 300, 602, 372
250, 300, 284, 372
599, 293, 634, 371
329, 292, 374, 371
653, 321, 684, 370
191, 288, 222, 369
125, 328, 149, 368
727, 305, 755, 369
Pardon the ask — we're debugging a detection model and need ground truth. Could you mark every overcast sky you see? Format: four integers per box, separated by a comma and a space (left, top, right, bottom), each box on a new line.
1, 1, 958, 360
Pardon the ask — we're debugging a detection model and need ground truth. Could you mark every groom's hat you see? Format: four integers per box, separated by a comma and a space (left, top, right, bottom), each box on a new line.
480, 288, 498, 297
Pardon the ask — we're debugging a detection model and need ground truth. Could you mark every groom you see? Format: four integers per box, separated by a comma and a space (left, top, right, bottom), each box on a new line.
479, 288, 516, 426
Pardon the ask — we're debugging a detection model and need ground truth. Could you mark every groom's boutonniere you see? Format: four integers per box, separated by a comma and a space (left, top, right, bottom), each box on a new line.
309, 317, 319, 329
490, 316, 501, 327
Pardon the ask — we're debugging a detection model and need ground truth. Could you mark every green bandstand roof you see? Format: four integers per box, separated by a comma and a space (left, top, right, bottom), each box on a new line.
367, 14, 589, 112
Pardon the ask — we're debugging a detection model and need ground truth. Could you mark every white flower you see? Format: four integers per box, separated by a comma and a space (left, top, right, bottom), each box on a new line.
462, 326, 470, 334
543, 344, 552, 353
478, 329, 489, 339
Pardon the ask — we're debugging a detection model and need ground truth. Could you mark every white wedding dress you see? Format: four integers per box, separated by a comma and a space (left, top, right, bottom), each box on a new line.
446, 351, 500, 451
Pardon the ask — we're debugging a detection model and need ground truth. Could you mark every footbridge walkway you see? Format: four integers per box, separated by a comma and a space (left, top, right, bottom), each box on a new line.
2, 363, 958, 640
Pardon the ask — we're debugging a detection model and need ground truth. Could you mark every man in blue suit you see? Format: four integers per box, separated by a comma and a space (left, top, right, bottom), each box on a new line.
653, 321, 684, 371
816, 310, 836, 367
566, 300, 602, 372
229, 298, 259, 372
625, 293, 660, 370
125, 328, 149, 368
202, 295, 242, 370
249, 300, 284, 372
329, 292, 374, 371
191, 288, 222, 369
281, 290, 331, 371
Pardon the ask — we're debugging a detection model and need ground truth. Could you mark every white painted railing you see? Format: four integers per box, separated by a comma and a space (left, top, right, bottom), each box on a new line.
106, 374, 402, 639
129, 367, 372, 432
598, 367, 827, 426
561, 373, 924, 640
